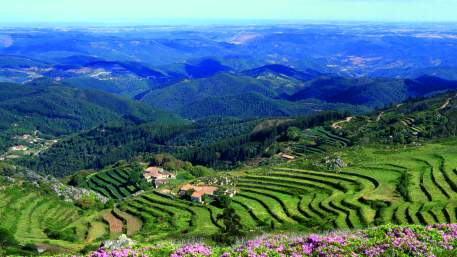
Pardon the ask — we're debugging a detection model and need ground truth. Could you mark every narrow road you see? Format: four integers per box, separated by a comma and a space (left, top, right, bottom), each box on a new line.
438, 93, 457, 110
331, 117, 353, 129
376, 112, 384, 122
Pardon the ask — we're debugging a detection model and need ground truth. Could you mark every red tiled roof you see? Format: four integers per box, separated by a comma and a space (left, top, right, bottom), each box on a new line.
180, 184, 218, 197
144, 166, 171, 179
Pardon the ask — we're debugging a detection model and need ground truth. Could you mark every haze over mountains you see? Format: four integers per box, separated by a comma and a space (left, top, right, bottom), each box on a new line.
2, 24, 457, 75
1, 24, 457, 122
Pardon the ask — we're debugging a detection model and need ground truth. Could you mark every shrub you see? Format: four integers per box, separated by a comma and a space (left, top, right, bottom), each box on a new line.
303, 216, 335, 232
213, 191, 232, 208
22, 243, 38, 253
0, 163, 16, 177
397, 171, 412, 201
68, 170, 93, 187
44, 227, 78, 242
189, 166, 216, 178
176, 171, 195, 181
80, 244, 99, 254
287, 126, 301, 141
77, 193, 104, 210
0, 227, 18, 250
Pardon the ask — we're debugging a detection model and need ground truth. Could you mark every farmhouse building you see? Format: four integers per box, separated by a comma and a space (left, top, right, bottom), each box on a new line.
179, 184, 218, 202
143, 166, 175, 188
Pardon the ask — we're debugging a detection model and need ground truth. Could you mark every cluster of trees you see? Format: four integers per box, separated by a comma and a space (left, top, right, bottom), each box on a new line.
44, 226, 78, 242
142, 153, 217, 180
213, 208, 244, 245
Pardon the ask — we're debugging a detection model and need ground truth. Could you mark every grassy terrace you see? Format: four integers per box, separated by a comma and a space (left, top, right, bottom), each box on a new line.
117, 191, 223, 241
101, 138, 457, 242
0, 182, 150, 254
0, 186, 87, 250
87, 166, 141, 199
290, 127, 350, 156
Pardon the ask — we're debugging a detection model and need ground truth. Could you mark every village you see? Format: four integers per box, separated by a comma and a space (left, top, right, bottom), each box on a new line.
0, 131, 58, 161
139, 152, 296, 203
141, 164, 237, 203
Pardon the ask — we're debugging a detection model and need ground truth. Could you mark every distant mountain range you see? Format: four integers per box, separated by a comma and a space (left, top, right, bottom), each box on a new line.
3, 59, 457, 121
2, 25, 457, 129
3, 25, 457, 77
3, 46, 457, 120
135, 64, 457, 118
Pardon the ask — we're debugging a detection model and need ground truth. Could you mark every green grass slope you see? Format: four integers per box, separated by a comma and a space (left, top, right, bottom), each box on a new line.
96, 137, 457, 243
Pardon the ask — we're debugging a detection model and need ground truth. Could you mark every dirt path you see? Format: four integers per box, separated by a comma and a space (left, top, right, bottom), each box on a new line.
438, 93, 457, 110
375, 112, 384, 122
331, 117, 353, 129
103, 211, 124, 234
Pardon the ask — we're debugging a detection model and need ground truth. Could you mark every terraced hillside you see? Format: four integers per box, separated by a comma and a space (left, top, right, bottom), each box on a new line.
0, 182, 147, 253
238, 140, 457, 230
102, 208, 143, 237
85, 163, 145, 200
338, 90, 457, 145
4, 91, 457, 253
112, 137, 457, 239
0, 185, 84, 248
118, 191, 223, 240
289, 126, 351, 156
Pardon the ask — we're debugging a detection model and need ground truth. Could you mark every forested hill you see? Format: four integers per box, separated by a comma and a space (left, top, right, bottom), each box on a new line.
286, 75, 457, 109
9, 58, 457, 120
0, 82, 182, 153
28, 88, 457, 177
136, 66, 457, 119
139, 72, 368, 118
26, 112, 347, 177
282, 89, 457, 156
337, 90, 457, 145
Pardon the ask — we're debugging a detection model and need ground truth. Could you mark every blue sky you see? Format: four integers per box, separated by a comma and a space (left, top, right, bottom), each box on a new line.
0, 0, 456, 24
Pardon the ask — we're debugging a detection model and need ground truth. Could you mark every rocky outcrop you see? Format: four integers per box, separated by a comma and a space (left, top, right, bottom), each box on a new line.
102, 234, 136, 250
22, 169, 109, 203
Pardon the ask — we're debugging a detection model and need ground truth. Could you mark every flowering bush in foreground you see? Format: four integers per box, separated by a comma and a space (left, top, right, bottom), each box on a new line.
90, 248, 141, 257
89, 224, 457, 257
170, 244, 212, 257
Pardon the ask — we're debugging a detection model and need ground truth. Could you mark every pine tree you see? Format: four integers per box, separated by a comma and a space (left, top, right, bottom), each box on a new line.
214, 207, 244, 245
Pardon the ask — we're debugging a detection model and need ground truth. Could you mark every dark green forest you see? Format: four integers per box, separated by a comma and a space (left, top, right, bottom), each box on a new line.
24, 112, 347, 176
